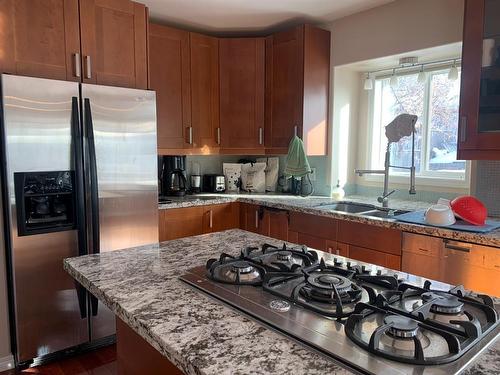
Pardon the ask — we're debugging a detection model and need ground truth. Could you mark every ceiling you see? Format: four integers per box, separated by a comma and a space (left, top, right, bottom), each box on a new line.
143, 0, 395, 34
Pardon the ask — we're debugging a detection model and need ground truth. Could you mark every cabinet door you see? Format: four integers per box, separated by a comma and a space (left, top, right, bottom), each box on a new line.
265, 26, 304, 151
458, 0, 500, 159
267, 209, 289, 241
348, 245, 401, 271
297, 233, 327, 252
326, 241, 349, 257
190, 33, 219, 151
149, 24, 191, 151
79, 0, 147, 89
0, 0, 81, 81
158, 207, 204, 241
203, 203, 240, 233
219, 38, 265, 153
241, 204, 268, 235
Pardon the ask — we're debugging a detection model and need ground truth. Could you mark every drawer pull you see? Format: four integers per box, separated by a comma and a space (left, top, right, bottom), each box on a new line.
444, 240, 471, 253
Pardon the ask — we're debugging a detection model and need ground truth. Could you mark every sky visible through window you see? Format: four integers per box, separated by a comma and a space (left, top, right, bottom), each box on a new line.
371, 69, 465, 178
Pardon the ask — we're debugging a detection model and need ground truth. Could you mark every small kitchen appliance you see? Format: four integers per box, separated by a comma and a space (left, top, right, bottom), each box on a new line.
190, 175, 201, 193
160, 156, 187, 197
203, 174, 226, 193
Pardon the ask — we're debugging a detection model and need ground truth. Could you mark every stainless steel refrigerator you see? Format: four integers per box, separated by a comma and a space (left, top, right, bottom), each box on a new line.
0, 74, 158, 365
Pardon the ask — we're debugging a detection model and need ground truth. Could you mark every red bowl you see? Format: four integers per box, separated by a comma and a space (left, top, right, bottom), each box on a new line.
450, 196, 487, 226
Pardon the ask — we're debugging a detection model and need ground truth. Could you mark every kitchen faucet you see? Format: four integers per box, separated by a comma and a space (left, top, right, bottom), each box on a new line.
355, 114, 418, 208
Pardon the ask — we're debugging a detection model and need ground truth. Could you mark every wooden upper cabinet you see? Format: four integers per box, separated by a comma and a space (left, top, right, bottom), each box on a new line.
458, 0, 500, 159
219, 38, 265, 153
149, 24, 191, 151
0, 0, 81, 81
190, 33, 220, 151
265, 25, 330, 155
79, 0, 148, 89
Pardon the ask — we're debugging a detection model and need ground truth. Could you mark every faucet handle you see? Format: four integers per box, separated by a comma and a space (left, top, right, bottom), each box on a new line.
377, 189, 396, 204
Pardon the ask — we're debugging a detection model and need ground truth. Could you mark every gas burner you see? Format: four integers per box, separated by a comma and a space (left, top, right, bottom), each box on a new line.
384, 315, 419, 339
307, 273, 353, 294
421, 292, 464, 315
205, 253, 266, 285
245, 243, 319, 271
300, 272, 360, 305
230, 261, 255, 274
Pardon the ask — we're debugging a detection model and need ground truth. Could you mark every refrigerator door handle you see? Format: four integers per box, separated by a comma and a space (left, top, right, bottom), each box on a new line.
84, 98, 100, 317
71, 96, 88, 319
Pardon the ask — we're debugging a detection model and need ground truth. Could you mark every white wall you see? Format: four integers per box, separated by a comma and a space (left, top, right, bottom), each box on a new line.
325, 0, 467, 195
328, 0, 465, 67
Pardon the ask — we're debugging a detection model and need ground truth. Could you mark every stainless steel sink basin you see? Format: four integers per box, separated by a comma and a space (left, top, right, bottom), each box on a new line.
314, 201, 410, 219
314, 202, 376, 213
360, 209, 409, 219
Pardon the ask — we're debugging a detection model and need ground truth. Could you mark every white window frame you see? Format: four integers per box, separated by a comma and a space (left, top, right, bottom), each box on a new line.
364, 67, 470, 189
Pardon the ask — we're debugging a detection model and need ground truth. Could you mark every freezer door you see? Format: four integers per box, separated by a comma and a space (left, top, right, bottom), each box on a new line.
0, 75, 88, 362
81, 84, 158, 340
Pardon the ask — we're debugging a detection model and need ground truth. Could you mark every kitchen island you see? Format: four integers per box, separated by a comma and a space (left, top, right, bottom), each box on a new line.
64, 229, 499, 375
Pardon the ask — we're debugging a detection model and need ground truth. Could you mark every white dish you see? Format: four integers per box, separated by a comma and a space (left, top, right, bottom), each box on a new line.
425, 204, 456, 226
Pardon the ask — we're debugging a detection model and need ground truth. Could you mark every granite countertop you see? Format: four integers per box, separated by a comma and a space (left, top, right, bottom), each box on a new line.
159, 193, 500, 248
64, 229, 499, 375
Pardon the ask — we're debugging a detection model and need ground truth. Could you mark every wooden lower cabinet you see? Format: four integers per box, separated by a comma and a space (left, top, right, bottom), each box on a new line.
159, 203, 239, 241
346, 244, 401, 270
402, 233, 500, 297
116, 318, 183, 375
240, 204, 289, 240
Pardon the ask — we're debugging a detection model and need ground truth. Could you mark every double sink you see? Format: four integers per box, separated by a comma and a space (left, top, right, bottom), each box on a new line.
313, 202, 409, 220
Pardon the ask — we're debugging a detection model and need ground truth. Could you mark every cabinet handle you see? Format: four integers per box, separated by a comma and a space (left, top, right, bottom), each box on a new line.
459, 116, 467, 143
444, 239, 471, 253
189, 127, 193, 145
255, 210, 259, 229
209, 210, 213, 229
217, 127, 221, 145
259, 127, 263, 145
294, 125, 298, 137
74, 53, 81, 78
85, 56, 92, 79
336, 249, 340, 255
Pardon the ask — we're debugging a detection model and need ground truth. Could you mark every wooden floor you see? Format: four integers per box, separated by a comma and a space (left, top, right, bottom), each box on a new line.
0, 345, 117, 375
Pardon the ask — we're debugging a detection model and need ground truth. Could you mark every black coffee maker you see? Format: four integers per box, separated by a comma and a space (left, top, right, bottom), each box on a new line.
159, 156, 187, 197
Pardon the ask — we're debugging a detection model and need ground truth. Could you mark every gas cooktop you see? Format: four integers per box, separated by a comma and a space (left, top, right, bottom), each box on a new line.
180, 243, 500, 375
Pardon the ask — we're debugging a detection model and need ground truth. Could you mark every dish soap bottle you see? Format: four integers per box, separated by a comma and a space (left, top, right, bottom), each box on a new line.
331, 180, 345, 200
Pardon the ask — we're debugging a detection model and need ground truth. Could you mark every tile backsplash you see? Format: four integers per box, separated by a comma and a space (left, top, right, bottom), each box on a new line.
185, 155, 331, 196
474, 160, 500, 217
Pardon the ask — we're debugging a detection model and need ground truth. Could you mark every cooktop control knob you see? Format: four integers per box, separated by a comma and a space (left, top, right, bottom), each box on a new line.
362, 265, 372, 274
333, 258, 343, 266
347, 261, 357, 269
376, 269, 383, 276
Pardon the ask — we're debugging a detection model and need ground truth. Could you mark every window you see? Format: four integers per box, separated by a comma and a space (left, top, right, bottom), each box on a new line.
369, 68, 467, 182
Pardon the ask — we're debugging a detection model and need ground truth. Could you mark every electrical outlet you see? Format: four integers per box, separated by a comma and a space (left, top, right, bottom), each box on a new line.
310, 168, 316, 181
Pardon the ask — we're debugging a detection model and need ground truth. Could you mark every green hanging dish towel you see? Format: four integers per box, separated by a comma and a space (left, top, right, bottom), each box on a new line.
284, 136, 311, 178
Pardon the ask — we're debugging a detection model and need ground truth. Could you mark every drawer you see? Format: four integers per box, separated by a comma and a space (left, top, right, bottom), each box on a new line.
297, 232, 327, 252
348, 245, 401, 270
338, 221, 401, 255
402, 232, 441, 258
289, 212, 337, 240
